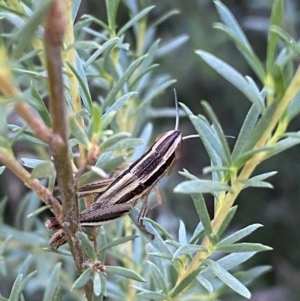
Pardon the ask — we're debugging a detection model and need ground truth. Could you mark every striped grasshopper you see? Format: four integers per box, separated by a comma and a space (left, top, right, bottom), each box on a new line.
47, 91, 188, 248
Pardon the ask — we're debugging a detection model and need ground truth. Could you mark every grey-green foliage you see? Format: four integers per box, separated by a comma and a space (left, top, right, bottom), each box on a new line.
1, 0, 298, 300
0, 0, 188, 299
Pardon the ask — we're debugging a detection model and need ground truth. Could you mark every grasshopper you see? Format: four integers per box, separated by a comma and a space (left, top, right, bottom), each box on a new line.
47, 90, 187, 248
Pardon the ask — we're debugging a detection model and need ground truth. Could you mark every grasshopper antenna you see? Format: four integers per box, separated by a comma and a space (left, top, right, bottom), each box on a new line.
173, 88, 179, 131
183, 134, 235, 140
173, 89, 235, 141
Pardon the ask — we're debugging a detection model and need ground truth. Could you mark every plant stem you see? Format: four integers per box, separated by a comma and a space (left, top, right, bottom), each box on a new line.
44, 3, 93, 299
176, 63, 300, 296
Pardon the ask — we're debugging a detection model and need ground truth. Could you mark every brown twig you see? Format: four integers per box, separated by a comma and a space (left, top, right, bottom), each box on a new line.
44, 0, 90, 284
0, 149, 63, 219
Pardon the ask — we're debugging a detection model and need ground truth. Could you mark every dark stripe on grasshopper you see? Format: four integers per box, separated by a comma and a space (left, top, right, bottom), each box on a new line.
78, 130, 182, 225
77, 178, 113, 197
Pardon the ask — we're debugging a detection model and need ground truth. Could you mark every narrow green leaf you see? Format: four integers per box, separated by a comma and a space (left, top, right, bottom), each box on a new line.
102, 138, 144, 152
11, 0, 52, 59
52, 287, 62, 301
130, 64, 159, 89
71, 268, 94, 290
200, 252, 256, 280
94, 154, 125, 174
233, 146, 273, 170
196, 51, 264, 111
0, 3, 24, 15
92, 291, 102, 301
95, 150, 115, 166
18, 254, 32, 275
99, 273, 107, 298
134, 79, 177, 115
271, 26, 300, 58
238, 98, 279, 155
72, 0, 82, 22
137, 291, 167, 300
98, 235, 138, 252
157, 35, 189, 57
180, 105, 227, 178
106, 0, 120, 35
130, 208, 173, 257
189, 222, 204, 244
216, 206, 237, 238
203, 166, 232, 175
81, 15, 109, 32
150, 9, 180, 28
105, 266, 145, 282
219, 224, 263, 245
30, 161, 54, 179
42, 263, 61, 301
178, 220, 187, 245
196, 275, 213, 293
204, 259, 251, 298
8, 274, 23, 301
173, 244, 207, 260
102, 92, 137, 119
169, 268, 201, 298
174, 179, 229, 194
68, 57, 93, 113
99, 132, 130, 151
130, 39, 160, 85
201, 101, 231, 166
179, 169, 200, 181
247, 171, 277, 181
93, 273, 102, 296
264, 132, 300, 158
213, 24, 265, 82
239, 179, 273, 189
213, 0, 265, 81
148, 261, 168, 294
0, 235, 13, 255
231, 104, 260, 161
236, 265, 272, 285
0, 166, 6, 175
100, 111, 116, 131
103, 54, 147, 109
191, 194, 213, 238
117, 6, 154, 37
214, 0, 251, 50
165, 239, 181, 249
142, 218, 173, 240
84, 38, 119, 68
20, 271, 37, 294
67, 41, 99, 51
69, 116, 91, 149
132, 286, 167, 300
21, 158, 47, 169
76, 232, 97, 262
216, 243, 272, 253
96, 226, 107, 263
31, 85, 52, 127
91, 103, 102, 138
266, 0, 284, 74
9, 125, 47, 146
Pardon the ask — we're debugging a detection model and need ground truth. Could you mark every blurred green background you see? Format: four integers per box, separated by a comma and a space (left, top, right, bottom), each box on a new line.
1, 1, 300, 300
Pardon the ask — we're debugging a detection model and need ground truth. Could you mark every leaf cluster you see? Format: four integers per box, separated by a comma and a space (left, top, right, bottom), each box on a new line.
0, 0, 300, 301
